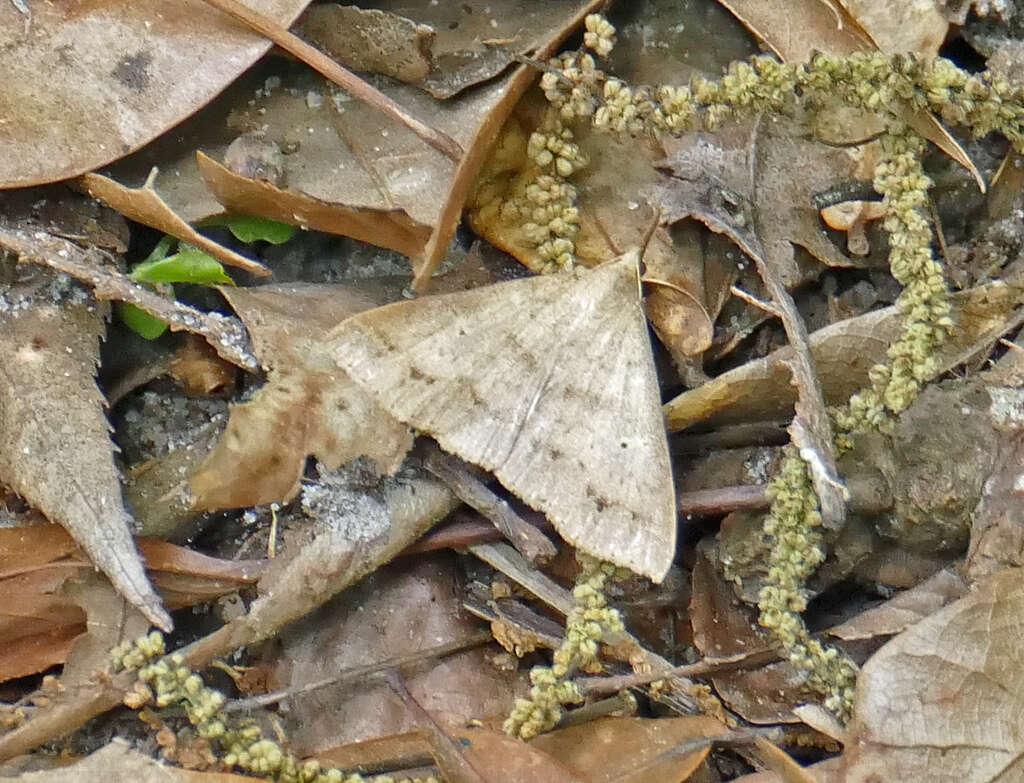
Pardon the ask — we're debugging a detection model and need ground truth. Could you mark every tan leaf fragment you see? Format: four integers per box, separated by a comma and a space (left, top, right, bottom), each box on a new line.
196, 151, 433, 262
843, 566, 1024, 782
189, 284, 413, 511
827, 568, 968, 641
664, 279, 1024, 431
0, 0, 312, 188
329, 251, 677, 582
0, 265, 171, 631
297, 5, 435, 84
529, 715, 730, 783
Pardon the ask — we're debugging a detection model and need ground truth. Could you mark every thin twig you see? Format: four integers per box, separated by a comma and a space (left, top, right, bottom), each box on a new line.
577, 648, 780, 698
199, 0, 463, 161
226, 631, 492, 712
383, 672, 487, 783
424, 445, 557, 563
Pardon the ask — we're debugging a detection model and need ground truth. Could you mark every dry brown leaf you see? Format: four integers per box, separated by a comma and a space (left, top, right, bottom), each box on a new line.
0, 256, 170, 631
965, 396, 1024, 578
297, 5, 435, 86
317, 727, 591, 783
664, 279, 1024, 431
196, 151, 434, 262
690, 543, 813, 723
654, 115, 864, 289
529, 716, 730, 783
189, 283, 414, 511
79, 172, 269, 277
732, 757, 845, 783
842, 566, 1024, 782
301, 2, 599, 100
827, 568, 968, 641
328, 251, 677, 582
838, 0, 948, 54
0, 0, 311, 188
272, 555, 528, 754
0, 522, 263, 684
185, 0, 598, 285
450, 728, 592, 783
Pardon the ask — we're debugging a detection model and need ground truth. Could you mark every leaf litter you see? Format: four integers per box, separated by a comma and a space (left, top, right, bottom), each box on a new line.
6, 0, 1024, 780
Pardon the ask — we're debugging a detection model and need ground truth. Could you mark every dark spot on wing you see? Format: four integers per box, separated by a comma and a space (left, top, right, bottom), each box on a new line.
111, 52, 153, 92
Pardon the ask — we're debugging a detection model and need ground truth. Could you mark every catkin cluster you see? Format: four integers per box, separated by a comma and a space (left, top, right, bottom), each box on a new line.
520, 13, 1024, 719
113, 633, 438, 783
504, 554, 626, 739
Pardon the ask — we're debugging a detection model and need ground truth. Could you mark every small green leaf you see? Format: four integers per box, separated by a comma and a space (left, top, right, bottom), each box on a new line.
209, 214, 296, 245
140, 234, 177, 265
119, 302, 169, 340
130, 248, 234, 286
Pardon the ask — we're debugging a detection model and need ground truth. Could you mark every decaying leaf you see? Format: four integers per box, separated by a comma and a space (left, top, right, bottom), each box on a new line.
273, 555, 528, 754
0, 0, 312, 188
329, 251, 677, 582
0, 258, 170, 631
188, 0, 601, 286
664, 279, 1024, 431
189, 283, 413, 510
529, 716, 730, 783
654, 115, 864, 289
690, 542, 813, 723
0, 738, 265, 782
842, 566, 1024, 782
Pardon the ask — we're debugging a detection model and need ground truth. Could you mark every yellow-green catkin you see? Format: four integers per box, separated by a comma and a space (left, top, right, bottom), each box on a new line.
524, 14, 1024, 720
112, 633, 438, 783
504, 554, 625, 739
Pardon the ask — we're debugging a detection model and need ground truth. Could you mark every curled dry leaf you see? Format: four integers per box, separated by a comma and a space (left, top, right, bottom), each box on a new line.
0, 254, 170, 631
843, 566, 1024, 783
196, 152, 433, 262
0, 0, 312, 188
0, 226, 258, 372
827, 568, 968, 642
664, 278, 1024, 431
328, 251, 677, 582
79, 172, 270, 277
189, 283, 414, 511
